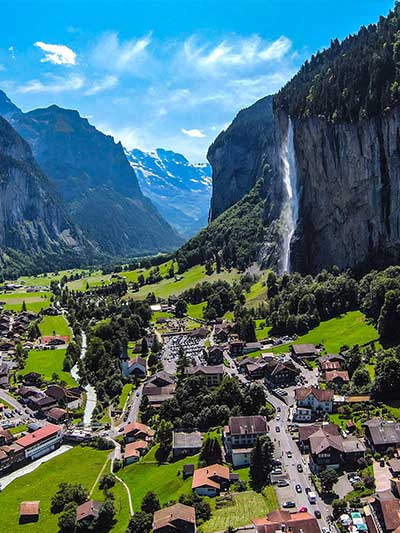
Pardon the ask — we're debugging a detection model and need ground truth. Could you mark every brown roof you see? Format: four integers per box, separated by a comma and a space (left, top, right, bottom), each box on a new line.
47, 407, 68, 421
153, 503, 196, 531
20, 501, 40, 517
76, 500, 101, 522
192, 464, 230, 490
292, 344, 317, 355
325, 370, 350, 383
124, 440, 148, 458
366, 420, 400, 447
375, 491, 400, 531
298, 423, 340, 443
228, 416, 268, 436
123, 422, 154, 438
321, 360, 342, 371
389, 458, 400, 472
309, 429, 344, 454
295, 386, 334, 402
253, 510, 321, 533
185, 364, 224, 376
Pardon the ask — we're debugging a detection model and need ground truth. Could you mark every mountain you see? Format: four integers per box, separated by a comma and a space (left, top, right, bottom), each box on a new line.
0, 115, 92, 277
125, 148, 212, 238
0, 94, 183, 258
185, 4, 400, 275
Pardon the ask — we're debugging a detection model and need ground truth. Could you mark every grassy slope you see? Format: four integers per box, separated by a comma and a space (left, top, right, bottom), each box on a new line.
187, 302, 207, 319
0, 291, 52, 312
272, 311, 380, 354
38, 315, 71, 337
0, 446, 109, 533
245, 272, 269, 308
18, 348, 77, 387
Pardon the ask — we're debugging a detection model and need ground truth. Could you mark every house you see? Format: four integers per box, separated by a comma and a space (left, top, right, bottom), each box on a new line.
224, 416, 268, 467
0, 443, 25, 471
369, 490, 400, 532
214, 323, 231, 343
291, 344, 318, 359
252, 510, 321, 533
146, 371, 175, 388
0, 428, 13, 445
28, 394, 58, 413
123, 421, 155, 443
184, 365, 224, 387
22, 372, 42, 386
207, 346, 224, 365
319, 354, 344, 371
294, 386, 334, 416
246, 360, 269, 379
121, 356, 147, 378
45, 385, 81, 409
142, 384, 176, 407
230, 340, 244, 357
192, 464, 231, 496
172, 431, 202, 459
46, 407, 69, 423
76, 500, 101, 526
243, 341, 262, 354
0, 362, 10, 388
264, 360, 300, 386
389, 458, 400, 477
189, 327, 209, 339
325, 370, 350, 386
123, 440, 148, 464
298, 423, 341, 452
41, 336, 69, 346
364, 419, 400, 453
15, 423, 63, 461
153, 503, 196, 533
19, 501, 40, 524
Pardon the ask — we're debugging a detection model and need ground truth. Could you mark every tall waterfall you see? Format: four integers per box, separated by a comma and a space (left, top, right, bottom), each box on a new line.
280, 118, 299, 273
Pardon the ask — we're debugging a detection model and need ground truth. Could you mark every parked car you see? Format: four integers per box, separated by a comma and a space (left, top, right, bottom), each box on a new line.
314, 510, 321, 519
305, 487, 311, 494
276, 426, 280, 432
297, 463, 303, 472
287, 451, 292, 458
299, 507, 308, 513
295, 484, 302, 493
349, 475, 362, 484
282, 501, 296, 509
277, 480, 289, 487
380, 459, 385, 467
271, 468, 283, 475
322, 528, 330, 533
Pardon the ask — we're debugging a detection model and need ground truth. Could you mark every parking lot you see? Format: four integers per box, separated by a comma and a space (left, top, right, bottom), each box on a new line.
162, 334, 206, 373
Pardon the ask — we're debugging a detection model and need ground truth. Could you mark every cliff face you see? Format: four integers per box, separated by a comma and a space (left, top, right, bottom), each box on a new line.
208, 95, 275, 221
8, 104, 182, 257
287, 108, 400, 273
0, 116, 89, 270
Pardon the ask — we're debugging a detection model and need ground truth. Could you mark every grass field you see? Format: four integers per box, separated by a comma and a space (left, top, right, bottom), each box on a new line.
202, 488, 278, 533
18, 348, 77, 387
255, 319, 272, 341
118, 383, 134, 410
187, 301, 207, 319
38, 315, 71, 338
119, 448, 197, 511
0, 291, 52, 312
0, 446, 109, 533
245, 272, 269, 308
272, 311, 380, 354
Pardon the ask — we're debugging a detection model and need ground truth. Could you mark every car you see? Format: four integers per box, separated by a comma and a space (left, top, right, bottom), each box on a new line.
380, 459, 385, 467
271, 468, 283, 475
297, 463, 303, 472
276, 426, 280, 432
349, 475, 362, 484
276, 415, 281, 421
322, 528, 330, 533
287, 451, 292, 458
299, 506, 308, 513
295, 484, 302, 493
314, 510, 321, 519
277, 406, 281, 412
277, 480, 289, 487
282, 501, 296, 509
305, 487, 311, 494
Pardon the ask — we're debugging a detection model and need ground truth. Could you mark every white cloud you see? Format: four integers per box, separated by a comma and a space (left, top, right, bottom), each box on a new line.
17, 74, 84, 94
85, 75, 118, 95
258, 36, 292, 61
91, 32, 151, 72
181, 128, 206, 138
8, 46, 15, 59
34, 41, 76, 65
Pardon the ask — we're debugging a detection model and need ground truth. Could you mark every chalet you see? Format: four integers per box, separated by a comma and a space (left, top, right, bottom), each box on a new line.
230, 340, 244, 357
389, 458, 400, 477
189, 327, 209, 339
76, 500, 101, 526
246, 360, 269, 379
207, 346, 224, 365
224, 415, 268, 467
123, 421, 155, 443
15, 423, 63, 461
243, 341, 262, 354
123, 440, 149, 464
45, 385, 81, 409
153, 503, 196, 533
325, 370, 350, 386
252, 510, 320, 533
264, 360, 300, 386
214, 322, 231, 343
291, 344, 318, 359
369, 490, 400, 532
0, 362, 10, 388
0, 341, 14, 352
294, 386, 334, 416
19, 501, 40, 524
364, 418, 400, 452
146, 371, 175, 388
121, 355, 147, 378
46, 407, 69, 423
28, 394, 58, 413
41, 336, 69, 346
184, 365, 224, 387
298, 423, 340, 452
0, 443, 24, 471
142, 384, 176, 407
192, 464, 231, 496
319, 354, 344, 371
172, 431, 202, 459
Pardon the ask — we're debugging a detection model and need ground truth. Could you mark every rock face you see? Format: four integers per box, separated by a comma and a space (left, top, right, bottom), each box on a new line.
126, 148, 212, 238
6, 103, 182, 257
208, 95, 275, 221
0, 116, 89, 270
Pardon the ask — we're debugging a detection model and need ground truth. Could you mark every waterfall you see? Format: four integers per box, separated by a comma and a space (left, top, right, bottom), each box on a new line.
280, 118, 299, 273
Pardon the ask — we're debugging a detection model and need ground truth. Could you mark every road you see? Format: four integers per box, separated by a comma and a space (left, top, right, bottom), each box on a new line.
0, 389, 25, 411
126, 384, 143, 424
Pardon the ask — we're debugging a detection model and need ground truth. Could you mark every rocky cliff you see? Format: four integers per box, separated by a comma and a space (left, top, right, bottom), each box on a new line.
5, 102, 182, 257
0, 116, 90, 275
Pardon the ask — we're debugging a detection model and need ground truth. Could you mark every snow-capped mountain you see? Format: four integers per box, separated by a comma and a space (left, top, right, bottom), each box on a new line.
125, 147, 212, 238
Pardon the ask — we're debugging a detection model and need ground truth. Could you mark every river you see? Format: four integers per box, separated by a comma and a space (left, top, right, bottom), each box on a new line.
70, 331, 97, 428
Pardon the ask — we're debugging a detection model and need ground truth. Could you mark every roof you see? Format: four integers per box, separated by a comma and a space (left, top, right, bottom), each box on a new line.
41, 335, 69, 345
185, 365, 224, 376
123, 421, 155, 438
123, 443, 142, 459
309, 429, 344, 454
295, 385, 334, 403
342, 437, 366, 454
365, 420, 400, 446
374, 491, 400, 531
189, 327, 209, 337
153, 503, 196, 531
298, 423, 340, 442
20, 501, 40, 517
319, 354, 344, 363
128, 356, 147, 368
47, 407, 68, 421
228, 416, 268, 436
146, 371, 175, 386
192, 464, 230, 490
15, 423, 61, 449
76, 500, 101, 522
389, 458, 400, 472
173, 431, 202, 449
325, 370, 350, 383
253, 510, 320, 533
291, 344, 317, 355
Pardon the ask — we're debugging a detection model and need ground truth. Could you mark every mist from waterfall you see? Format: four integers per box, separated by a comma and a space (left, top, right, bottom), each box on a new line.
280, 118, 299, 273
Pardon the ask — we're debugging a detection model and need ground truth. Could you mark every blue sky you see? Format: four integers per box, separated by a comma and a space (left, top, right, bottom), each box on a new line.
0, 0, 395, 161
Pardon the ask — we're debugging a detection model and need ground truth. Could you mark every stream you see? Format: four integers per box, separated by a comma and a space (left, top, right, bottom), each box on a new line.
70, 331, 97, 428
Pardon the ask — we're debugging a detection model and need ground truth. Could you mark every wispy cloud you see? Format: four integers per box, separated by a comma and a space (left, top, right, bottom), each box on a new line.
85, 75, 118, 95
17, 74, 84, 93
181, 128, 206, 138
34, 41, 76, 65
91, 32, 151, 72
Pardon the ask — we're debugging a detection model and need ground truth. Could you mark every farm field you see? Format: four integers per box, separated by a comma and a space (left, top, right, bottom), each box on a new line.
271, 311, 380, 354
0, 446, 109, 533
18, 348, 77, 387
203, 488, 278, 533
0, 291, 52, 312
38, 315, 71, 338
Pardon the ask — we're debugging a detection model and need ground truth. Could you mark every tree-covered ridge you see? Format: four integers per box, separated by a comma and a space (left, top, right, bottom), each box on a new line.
275, 2, 400, 122
176, 180, 265, 272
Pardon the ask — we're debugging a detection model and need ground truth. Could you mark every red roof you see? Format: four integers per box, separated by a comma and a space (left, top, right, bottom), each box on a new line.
192, 464, 230, 490
20, 501, 40, 517
16, 423, 62, 449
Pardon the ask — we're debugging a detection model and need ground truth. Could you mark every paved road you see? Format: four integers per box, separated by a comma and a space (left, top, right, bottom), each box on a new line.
0, 389, 25, 411
126, 384, 143, 424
